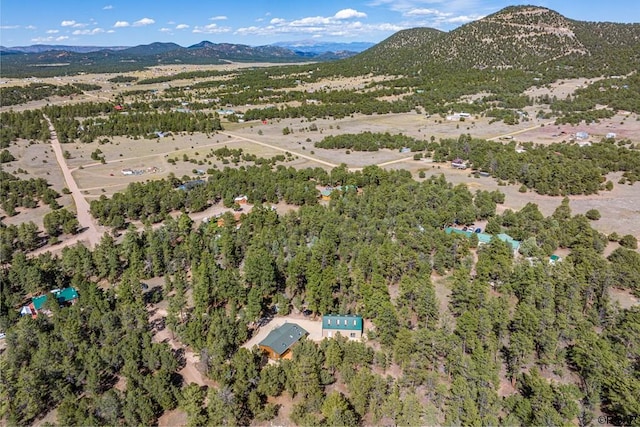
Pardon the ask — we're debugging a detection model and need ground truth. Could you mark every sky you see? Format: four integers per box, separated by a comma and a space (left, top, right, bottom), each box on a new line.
1, 0, 638, 47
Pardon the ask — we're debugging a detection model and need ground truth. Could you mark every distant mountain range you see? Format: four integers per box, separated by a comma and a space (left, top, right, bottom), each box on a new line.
1, 40, 374, 56
2, 6, 639, 78
0, 40, 372, 77
0, 44, 130, 54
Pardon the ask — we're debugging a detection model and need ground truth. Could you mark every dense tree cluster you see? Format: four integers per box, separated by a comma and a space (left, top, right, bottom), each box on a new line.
1, 262, 180, 425
107, 75, 139, 83
43, 208, 80, 238
0, 110, 50, 148
1, 165, 639, 425
432, 134, 640, 194
0, 221, 41, 258
89, 165, 326, 227
0, 171, 62, 216
315, 131, 428, 152
39, 102, 223, 143
0, 83, 83, 107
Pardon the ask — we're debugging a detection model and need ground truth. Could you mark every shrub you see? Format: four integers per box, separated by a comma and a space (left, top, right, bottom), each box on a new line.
585, 209, 601, 220
619, 234, 638, 249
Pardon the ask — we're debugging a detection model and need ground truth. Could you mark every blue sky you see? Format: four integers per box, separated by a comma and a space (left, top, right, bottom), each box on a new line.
1, 0, 638, 47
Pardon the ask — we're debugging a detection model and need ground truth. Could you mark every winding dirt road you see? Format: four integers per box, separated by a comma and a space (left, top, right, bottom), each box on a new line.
44, 114, 105, 248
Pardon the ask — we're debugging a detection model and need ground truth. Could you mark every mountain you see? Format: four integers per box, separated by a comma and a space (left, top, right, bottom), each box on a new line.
351, 5, 640, 75
118, 42, 183, 56
181, 42, 300, 61
272, 40, 374, 54
3, 44, 129, 53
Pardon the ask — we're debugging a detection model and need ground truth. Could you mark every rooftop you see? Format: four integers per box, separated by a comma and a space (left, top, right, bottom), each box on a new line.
31, 287, 79, 310
445, 227, 520, 251
259, 323, 307, 356
322, 314, 363, 331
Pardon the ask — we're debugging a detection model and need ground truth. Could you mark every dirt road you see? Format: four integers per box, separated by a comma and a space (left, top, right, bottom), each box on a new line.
44, 114, 105, 248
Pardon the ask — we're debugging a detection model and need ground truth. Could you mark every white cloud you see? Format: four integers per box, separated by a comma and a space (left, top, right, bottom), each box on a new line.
405, 8, 451, 17
72, 28, 104, 35
31, 35, 70, 43
25, 25, 37, 30
107, 29, 115, 33
0, 25, 20, 30
368, 0, 489, 29
103, 5, 113, 9
334, 9, 367, 19
159, 27, 172, 32
175, 24, 189, 29
46, 29, 60, 34
235, 8, 409, 39
133, 17, 155, 26
209, 15, 228, 21
114, 21, 130, 27
236, 18, 404, 38
61, 20, 88, 28
446, 14, 482, 23
192, 23, 231, 34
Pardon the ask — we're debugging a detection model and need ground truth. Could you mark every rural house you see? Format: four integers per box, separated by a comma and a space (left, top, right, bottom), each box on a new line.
234, 195, 248, 205
258, 323, 308, 360
322, 314, 363, 340
20, 287, 79, 318
445, 227, 521, 253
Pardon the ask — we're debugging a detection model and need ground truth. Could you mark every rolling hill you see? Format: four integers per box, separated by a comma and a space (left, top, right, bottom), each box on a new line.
351, 5, 640, 76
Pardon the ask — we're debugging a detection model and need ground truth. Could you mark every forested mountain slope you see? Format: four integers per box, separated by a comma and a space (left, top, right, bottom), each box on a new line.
350, 5, 640, 76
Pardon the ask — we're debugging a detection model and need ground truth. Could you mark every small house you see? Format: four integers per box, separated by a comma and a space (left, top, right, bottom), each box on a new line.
606, 132, 617, 139
320, 185, 358, 201
258, 323, 308, 360
322, 314, 363, 340
320, 188, 333, 201
234, 195, 248, 205
20, 287, 79, 318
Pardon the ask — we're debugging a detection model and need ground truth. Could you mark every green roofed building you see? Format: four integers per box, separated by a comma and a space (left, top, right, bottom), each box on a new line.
497, 233, 521, 252
445, 227, 520, 253
258, 323, 308, 360
32, 287, 79, 310
445, 227, 492, 245
21, 287, 79, 318
322, 314, 363, 340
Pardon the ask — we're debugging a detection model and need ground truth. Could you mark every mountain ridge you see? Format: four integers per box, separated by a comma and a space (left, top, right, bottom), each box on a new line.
2, 6, 639, 78
351, 5, 640, 75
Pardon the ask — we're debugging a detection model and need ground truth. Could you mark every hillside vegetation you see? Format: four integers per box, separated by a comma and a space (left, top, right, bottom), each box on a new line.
349, 6, 640, 76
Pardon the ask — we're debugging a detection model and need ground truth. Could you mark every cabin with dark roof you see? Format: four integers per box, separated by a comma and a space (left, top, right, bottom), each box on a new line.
258, 323, 308, 360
